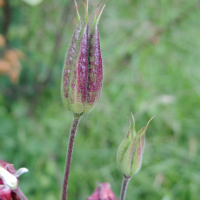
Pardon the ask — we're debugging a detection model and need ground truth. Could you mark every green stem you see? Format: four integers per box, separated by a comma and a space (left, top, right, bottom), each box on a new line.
61, 113, 82, 200
120, 175, 131, 200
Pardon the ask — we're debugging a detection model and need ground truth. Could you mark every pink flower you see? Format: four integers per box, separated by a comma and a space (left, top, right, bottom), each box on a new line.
87, 182, 118, 200
0, 160, 28, 200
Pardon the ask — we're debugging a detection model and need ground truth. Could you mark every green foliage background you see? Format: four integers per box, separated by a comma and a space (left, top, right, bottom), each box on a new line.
0, 0, 200, 199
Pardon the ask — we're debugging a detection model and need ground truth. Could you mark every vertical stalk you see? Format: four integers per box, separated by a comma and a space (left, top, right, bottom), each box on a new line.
15, 187, 28, 200
61, 113, 82, 200
120, 175, 131, 200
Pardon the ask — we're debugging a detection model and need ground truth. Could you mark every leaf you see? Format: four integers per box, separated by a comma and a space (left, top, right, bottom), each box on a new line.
22, 0, 43, 6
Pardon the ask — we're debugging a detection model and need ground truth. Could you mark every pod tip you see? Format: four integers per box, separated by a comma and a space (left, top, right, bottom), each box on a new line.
83, 0, 89, 22
96, 0, 109, 24
74, 0, 81, 22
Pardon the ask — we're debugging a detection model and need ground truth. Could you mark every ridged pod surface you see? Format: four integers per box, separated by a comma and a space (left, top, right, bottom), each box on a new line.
83, 4, 105, 114
117, 114, 154, 177
61, 0, 107, 115
61, 1, 89, 114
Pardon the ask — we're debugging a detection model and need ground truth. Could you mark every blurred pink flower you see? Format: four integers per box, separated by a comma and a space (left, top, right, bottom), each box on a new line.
87, 182, 118, 200
0, 160, 28, 200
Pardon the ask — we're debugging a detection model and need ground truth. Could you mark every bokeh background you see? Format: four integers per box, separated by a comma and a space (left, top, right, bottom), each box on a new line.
0, 0, 200, 199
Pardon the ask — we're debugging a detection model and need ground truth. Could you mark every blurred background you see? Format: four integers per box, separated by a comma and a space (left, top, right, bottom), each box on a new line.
0, 0, 200, 199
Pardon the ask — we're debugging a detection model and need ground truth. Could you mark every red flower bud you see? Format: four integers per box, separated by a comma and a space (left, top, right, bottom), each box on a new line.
0, 160, 28, 200
0, 187, 12, 200
87, 182, 118, 200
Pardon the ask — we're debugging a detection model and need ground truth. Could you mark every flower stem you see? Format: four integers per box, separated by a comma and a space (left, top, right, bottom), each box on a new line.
120, 175, 131, 200
14, 187, 28, 200
61, 113, 82, 200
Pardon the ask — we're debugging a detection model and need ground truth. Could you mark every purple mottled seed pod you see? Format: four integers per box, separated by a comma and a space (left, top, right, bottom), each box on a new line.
83, 4, 106, 114
61, 0, 89, 114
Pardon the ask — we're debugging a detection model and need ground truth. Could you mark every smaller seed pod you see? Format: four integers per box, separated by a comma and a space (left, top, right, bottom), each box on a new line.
117, 114, 155, 177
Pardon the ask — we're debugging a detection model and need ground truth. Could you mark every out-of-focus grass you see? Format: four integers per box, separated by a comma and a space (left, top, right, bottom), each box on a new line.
0, 0, 200, 199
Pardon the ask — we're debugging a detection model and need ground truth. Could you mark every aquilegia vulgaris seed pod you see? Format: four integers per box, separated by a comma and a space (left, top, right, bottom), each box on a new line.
83, 3, 106, 114
61, 0, 89, 115
117, 114, 154, 177
61, 0, 107, 115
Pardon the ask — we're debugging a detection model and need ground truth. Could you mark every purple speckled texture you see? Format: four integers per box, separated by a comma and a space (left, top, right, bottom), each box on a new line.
63, 69, 70, 98
63, 23, 83, 99
62, 2, 107, 114
86, 24, 102, 107
78, 25, 89, 104
70, 25, 89, 104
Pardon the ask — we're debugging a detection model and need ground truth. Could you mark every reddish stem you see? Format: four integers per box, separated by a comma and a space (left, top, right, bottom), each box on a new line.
14, 187, 28, 200
120, 175, 131, 200
61, 114, 82, 200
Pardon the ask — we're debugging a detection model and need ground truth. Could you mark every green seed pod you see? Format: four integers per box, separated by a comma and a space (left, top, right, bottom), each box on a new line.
117, 114, 154, 177
117, 117, 132, 169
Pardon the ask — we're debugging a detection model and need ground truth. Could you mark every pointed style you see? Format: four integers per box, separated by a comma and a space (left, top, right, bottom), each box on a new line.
117, 114, 154, 177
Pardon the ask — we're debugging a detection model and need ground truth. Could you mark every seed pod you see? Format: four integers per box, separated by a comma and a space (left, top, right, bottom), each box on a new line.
117, 114, 154, 177
117, 117, 132, 170
83, 3, 107, 114
61, 0, 89, 114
